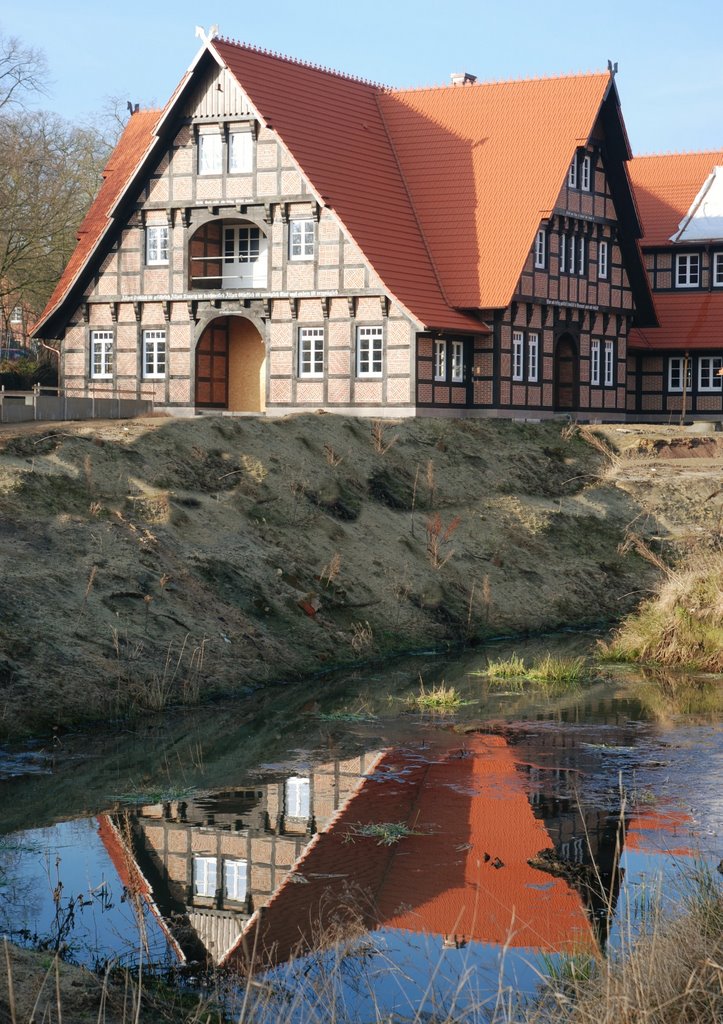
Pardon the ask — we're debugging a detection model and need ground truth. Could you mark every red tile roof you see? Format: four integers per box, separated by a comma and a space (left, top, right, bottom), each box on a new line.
379, 74, 611, 309
629, 291, 723, 350
34, 110, 161, 337
629, 152, 723, 248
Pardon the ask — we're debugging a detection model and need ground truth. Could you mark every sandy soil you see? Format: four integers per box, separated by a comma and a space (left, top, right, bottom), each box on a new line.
1, 413, 720, 739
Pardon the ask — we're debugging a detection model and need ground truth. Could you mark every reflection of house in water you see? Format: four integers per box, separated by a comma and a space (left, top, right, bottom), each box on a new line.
99, 752, 382, 964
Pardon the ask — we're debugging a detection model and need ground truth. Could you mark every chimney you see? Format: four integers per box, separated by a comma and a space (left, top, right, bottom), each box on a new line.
450, 72, 477, 86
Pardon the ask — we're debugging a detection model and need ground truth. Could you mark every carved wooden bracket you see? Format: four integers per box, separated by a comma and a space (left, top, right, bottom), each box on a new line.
132, 302, 141, 323
347, 296, 357, 318
163, 301, 171, 323
110, 302, 119, 323
289, 297, 299, 320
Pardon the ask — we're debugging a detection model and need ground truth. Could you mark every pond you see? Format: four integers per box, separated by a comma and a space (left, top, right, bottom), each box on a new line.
1, 633, 721, 1021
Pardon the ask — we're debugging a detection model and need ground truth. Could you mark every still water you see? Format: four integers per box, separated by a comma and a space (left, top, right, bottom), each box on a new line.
1, 635, 721, 1019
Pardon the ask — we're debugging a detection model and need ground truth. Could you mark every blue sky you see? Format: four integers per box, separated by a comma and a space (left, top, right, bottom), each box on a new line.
3, 0, 723, 154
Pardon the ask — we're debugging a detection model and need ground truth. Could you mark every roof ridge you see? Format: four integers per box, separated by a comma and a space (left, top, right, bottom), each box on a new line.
216, 36, 387, 89
391, 69, 609, 94
634, 148, 723, 159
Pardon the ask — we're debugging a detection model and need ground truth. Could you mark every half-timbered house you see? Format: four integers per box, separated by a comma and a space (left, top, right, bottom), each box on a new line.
628, 152, 723, 419
32, 35, 657, 420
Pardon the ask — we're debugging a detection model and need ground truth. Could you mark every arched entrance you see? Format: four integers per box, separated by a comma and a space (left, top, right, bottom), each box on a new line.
554, 333, 578, 411
195, 316, 266, 412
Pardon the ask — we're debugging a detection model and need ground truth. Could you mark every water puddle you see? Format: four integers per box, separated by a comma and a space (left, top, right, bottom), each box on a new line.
1, 638, 720, 1019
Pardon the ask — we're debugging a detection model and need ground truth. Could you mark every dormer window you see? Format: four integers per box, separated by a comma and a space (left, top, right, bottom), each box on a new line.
713, 252, 723, 287
198, 133, 222, 175
534, 229, 546, 269
675, 253, 700, 288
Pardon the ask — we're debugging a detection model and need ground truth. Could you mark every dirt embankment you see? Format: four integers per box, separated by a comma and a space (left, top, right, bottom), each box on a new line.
1, 414, 720, 739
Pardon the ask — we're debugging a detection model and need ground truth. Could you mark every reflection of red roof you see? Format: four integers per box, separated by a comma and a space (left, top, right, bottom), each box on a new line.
225, 735, 593, 969
625, 807, 694, 858
629, 291, 723, 350
34, 111, 161, 336
629, 152, 723, 247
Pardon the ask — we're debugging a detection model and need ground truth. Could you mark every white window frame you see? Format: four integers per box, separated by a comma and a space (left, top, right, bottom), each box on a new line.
90, 330, 113, 379
145, 225, 169, 266
713, 252, 723, 287
668, 356, 691, 393
142, 329, 166, 379
222, 225, 267, 288
559, 233, 566, 273
451, 340, 464, 383
356, 326, 383, 377
534, 229, 546, 269
223, 859, 248, 902
198, 133, 222, 175
434, 339, 447, 381
580, 155, 591, 192
568, 235, 576, 275
289, 219, 315, 261
698, 355, 723, 392
193, 856, 217, 898
590, 340, 601, 386
285, 776, 311, 818
578, 236, 586, 276
675, 253, 700, 288
512, 331, 524, 382
527, 333, 539, 383
598, 240, 608, 279
9, 305, 22, 323
604, 340, 614, 387
298, 327, 324, 378
568, 157, 578, 189
228, 131, 253, 173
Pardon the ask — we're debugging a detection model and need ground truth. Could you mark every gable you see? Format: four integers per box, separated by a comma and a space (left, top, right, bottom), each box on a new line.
183, 62, 254, 120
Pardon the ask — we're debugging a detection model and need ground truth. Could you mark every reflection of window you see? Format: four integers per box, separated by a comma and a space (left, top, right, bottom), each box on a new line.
451, 340, 464, 382
356, 326, 383, 377
699, 356, 723, 391
289, 219, 314, 260
591, 339, 600, 386
512, 331, 524, 382
434, 339, 446, 381
228, 132, 252, 173
193, 856, 217, 897
142, 329, 166, 379
668, 356, 692, 392
146, 225, 168, 265
198, 133, 222, 174
285, 776, 310, 818
90, 330, 113, 379
298, 327, 324, 377
10, 305, 22, 323
223, 859, 248, 901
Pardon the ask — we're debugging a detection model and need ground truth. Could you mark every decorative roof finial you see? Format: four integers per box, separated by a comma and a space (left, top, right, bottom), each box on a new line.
607, 59, 618, 77
195, 24, 219, 46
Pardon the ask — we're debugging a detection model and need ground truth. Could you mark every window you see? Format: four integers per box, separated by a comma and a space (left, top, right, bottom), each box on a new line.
146, 225, 168, 265
9, 305, 22, 323
451, 340, 464, 382
668, 356, 692, 393
568, 157, 578, 189
604, 340, 614, 387
357, 326, 383, 377
193, 856, 217, 897
225, 225, 261, 264
512, 331, 524, 382
675, 253, 700, 288
568, 235, 576, 275
578, 236, 586, 276
598, 240, 608, 279
713, 252, 723, 287
142, 330, 166, 379
298, 327, 324, 378
528, 333, 539, 383
228, 131, 252, 173
285, 776, 311, 818
534, 229, 546, 269
434, 339, 447, 381
590, 340, 601, 386
559, 233, 566, 272
90, 330, 113, 379
223, 859, 248, 902
289, 219, 314, 261
580, 155, 591, 191
699, 356, 723, 391
198, 133, 222, 174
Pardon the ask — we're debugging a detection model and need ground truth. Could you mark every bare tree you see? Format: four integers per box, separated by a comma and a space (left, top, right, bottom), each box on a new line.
0, 27, 47, 111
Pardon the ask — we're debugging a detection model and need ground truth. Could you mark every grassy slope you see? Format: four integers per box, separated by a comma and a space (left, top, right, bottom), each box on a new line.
0, 415, 652, 737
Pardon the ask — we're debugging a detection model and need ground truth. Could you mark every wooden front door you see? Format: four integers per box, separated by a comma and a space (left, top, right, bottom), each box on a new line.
554, 335, 577, 411
195, 318, 229, 408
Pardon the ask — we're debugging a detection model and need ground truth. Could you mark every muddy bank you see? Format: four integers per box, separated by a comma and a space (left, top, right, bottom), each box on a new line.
1, 414, 709, 739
